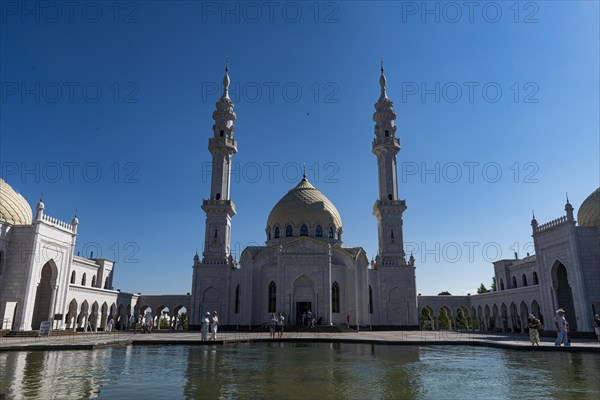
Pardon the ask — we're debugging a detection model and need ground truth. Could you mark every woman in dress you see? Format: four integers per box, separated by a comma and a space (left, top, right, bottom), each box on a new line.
210, 311, 219, 340
528, 314, 541, 345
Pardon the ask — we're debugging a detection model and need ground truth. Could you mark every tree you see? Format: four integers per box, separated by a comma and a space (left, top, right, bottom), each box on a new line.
491, 277, 497, 292
477, 284, 489, 294
438, 291, 451, 296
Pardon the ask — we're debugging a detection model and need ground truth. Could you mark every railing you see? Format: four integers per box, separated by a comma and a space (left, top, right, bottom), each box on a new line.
536, 215, 568, 232
42, 214, 73, 231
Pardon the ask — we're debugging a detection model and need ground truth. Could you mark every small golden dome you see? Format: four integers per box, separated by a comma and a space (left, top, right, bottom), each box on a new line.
0, 178, 32, 225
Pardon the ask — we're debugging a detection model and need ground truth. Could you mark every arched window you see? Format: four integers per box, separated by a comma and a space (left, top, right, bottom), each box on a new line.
328, 227, 334, 238
388, 194, 393, 200
338, 229, 342, 241
286, 225, 293, 237
274, 227, 280, 238
235, 285, 240, 314
500, 279, 504, 291
214, 229, 218, 238
81, 273, 87, 286
533, 271, 538, 285
369, 285, 373, 314
522, 274, 528, 287
332, 282, 340, 313
268, 231, 271, 240
104, 277, 110, 289
300, 224, 308, 236
268, 281, 276, 313
216, 193, 221, 200
512, 276, 517, 289
315, 225, 322, 237
219, 129, 224, 136
385, 130, 389, 137
91, 275, 97, 287
391, 230, 395, 239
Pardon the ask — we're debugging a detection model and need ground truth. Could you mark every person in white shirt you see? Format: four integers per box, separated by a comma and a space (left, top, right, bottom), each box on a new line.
210, 311, 219, 340
554, 308, 568, 347
201, 312, 210, 341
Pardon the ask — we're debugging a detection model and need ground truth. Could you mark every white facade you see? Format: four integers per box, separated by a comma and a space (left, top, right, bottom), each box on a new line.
191, 65, 419, 328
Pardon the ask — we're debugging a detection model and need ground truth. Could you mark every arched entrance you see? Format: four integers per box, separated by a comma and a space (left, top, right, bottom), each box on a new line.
553, 262, 577, 331
293, 275, 315, 325
31, 262, 56, 330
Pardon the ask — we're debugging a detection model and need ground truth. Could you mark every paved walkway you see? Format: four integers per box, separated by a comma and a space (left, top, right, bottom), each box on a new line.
2, 330, 599, 352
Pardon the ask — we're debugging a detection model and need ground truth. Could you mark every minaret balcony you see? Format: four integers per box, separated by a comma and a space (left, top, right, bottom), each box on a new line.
372, 136, 400, 150
373, 199, 407, 216
208, 137, 237, 153
202, 199, 236, 216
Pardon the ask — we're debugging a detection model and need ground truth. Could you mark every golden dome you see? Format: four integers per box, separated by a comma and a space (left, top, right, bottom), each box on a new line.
0, 178, 32, 225
267, 177, 342, 232
577, 188, 600, 227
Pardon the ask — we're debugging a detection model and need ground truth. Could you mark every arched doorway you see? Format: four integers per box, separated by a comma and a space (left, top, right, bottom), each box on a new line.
553, 262, 577, 331
31, 262, 56, 330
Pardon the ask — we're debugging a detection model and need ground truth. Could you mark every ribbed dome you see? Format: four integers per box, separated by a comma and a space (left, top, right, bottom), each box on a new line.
267, 177, 342, 231
0, 178, 32, 225
577, 188, 600, 227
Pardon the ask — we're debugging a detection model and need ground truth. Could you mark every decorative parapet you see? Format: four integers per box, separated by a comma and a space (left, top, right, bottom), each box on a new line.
41, 213, 73, 232
535, 215, 568, 233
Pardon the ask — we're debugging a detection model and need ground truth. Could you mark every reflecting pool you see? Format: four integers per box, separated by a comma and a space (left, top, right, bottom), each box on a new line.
1, 343, 599, 399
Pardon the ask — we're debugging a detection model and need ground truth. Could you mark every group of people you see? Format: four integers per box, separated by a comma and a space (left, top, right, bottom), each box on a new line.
201, 311, 219, 341
268, 312, 285, 338
529, 308, 600, 347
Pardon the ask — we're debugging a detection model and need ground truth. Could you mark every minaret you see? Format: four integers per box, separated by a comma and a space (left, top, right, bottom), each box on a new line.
201, 62, 237, 265
372, 62, 406, 266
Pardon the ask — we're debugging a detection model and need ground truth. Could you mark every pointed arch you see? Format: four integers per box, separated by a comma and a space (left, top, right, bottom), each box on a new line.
274, 226, 280, 239
81, 272, 87, 286
31, 261, 58, 329
70, 270, 76, 284
368, 285, 373, 314
533, 271, 539, 285
286, 224, 293, 237
328, 226, 334, 238
315, 224, 323, 237
512, 276, 517, 289
332, 281, 340, 313
300, 224, 308, 236
268, 281, 276, 312
91, 275, 97, 288
522, 274, 528, 287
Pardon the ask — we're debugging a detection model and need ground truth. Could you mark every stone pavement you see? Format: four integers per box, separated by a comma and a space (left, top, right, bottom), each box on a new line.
1, 330, 599, 352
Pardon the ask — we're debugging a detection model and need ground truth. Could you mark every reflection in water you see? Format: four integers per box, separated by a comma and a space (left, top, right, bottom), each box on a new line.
1, 344, 599, 399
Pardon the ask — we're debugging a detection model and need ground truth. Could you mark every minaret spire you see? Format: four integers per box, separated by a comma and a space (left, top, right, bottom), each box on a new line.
221, 58, 230, 100
379, 58, 388, 100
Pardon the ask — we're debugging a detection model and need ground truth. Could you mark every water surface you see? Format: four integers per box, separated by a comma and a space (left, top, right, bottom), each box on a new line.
1, 343, 598, 399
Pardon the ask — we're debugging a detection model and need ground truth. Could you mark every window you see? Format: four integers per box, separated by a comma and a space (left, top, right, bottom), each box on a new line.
274, 227, 280, 238
268, 281, 276, 313
286, 225, 293, 237
268, 231, 271, 240
315, 225, 322, 237
220, 129, 224, 136
332, 282, 340, 313
500, 279, 504, 291
81, 273, 87, 286
300, 224, 308, 236
104, 277, 110, 289
512, 276, 517, 289
391, 230, 394, 239
216, 193, 221, 200
385, 130, 389, 137
328, 227, 334, 238
533, 271, 539, 285
369, 285, 373, 314
235, 285, 240, 314
522, 274, 528, 287
70, 271, 76, 284
91, 275, 97, 287
388, 194, 393, 200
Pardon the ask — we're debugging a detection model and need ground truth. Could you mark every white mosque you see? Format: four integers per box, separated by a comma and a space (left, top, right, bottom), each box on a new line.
1, 65, 598, 334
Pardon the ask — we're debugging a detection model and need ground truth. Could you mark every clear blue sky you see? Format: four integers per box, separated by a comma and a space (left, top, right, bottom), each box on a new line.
1, 1, 598, 296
